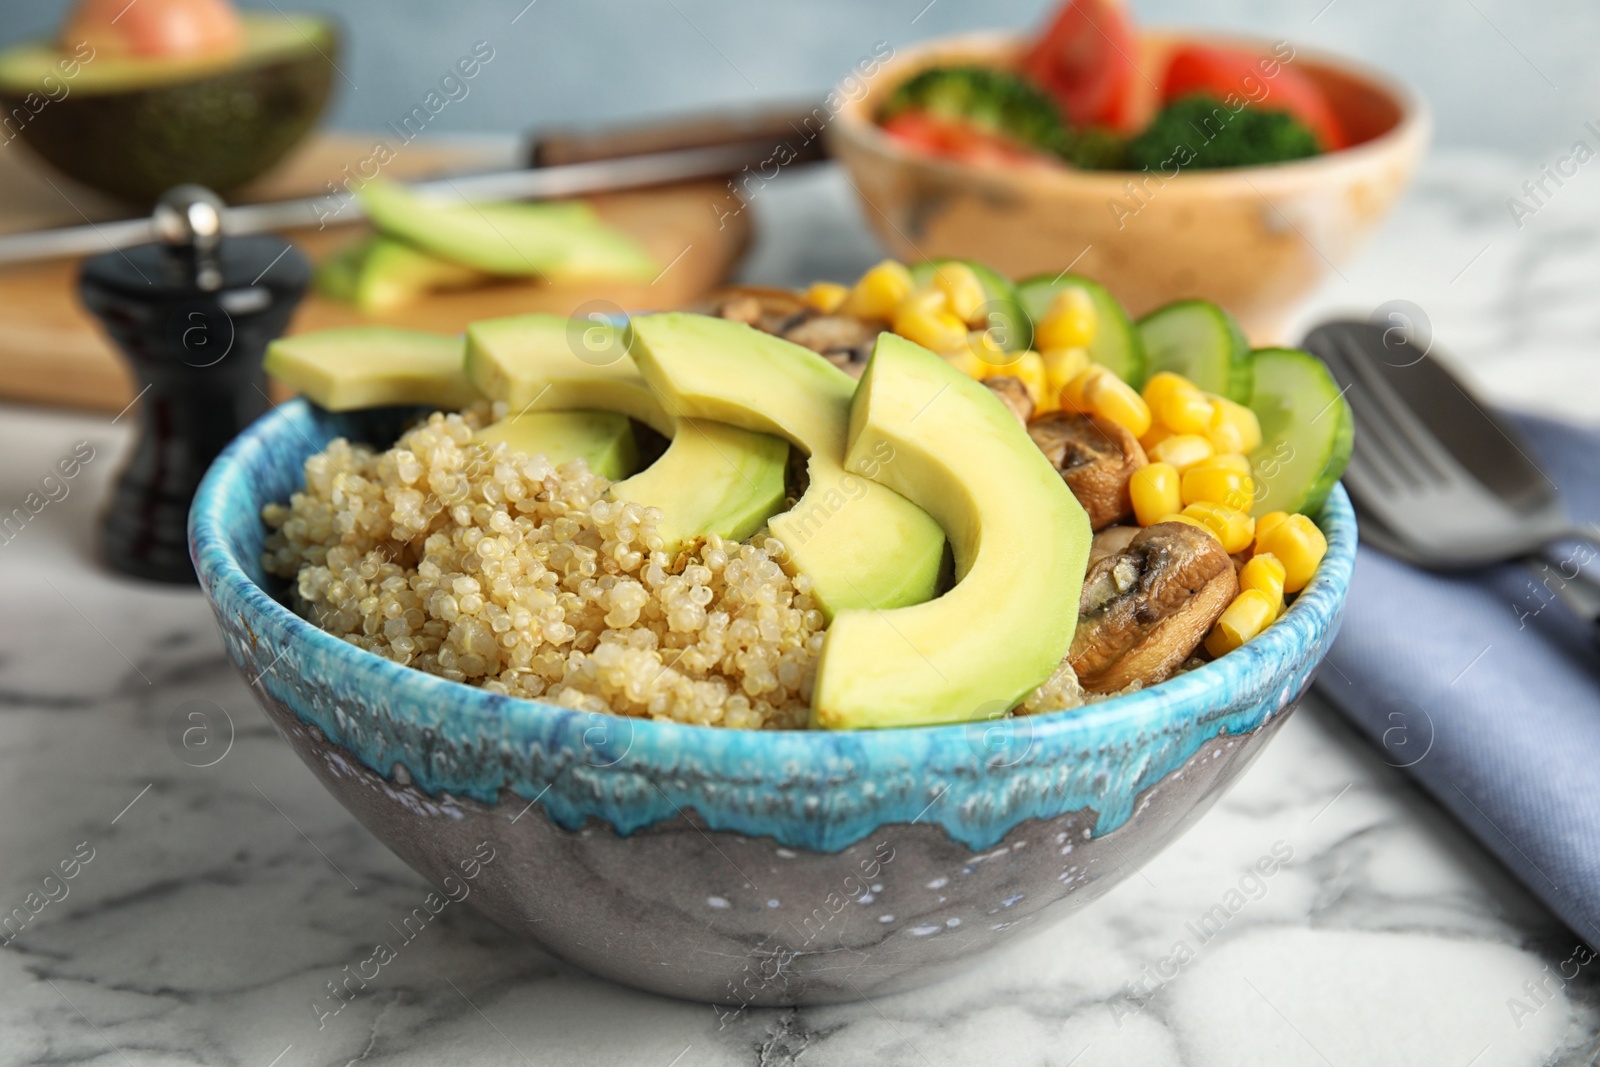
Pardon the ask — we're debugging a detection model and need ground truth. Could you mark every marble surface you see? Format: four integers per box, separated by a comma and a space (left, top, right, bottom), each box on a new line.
4, 148, 1600, 1066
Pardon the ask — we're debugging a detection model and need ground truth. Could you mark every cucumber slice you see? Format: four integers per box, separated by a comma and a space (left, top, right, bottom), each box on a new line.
909, 258, 1032, 351
1136, 300, 1253, 402
1017, 273, 1145, 385
1247, 347, 1353, 518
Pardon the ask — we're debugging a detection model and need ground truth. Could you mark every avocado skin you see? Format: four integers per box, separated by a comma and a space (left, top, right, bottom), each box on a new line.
0, 32, 337, 204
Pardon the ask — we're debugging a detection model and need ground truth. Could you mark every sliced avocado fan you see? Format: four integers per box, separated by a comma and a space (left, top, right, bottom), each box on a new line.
811, 332, 1091, 729
627, 313, 946, 618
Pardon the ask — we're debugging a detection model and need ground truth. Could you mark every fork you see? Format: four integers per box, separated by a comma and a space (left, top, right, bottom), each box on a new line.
1302, 320, 1600, 633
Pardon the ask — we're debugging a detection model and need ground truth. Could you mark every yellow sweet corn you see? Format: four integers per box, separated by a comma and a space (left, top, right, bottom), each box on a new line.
1060, 365, 1105, 413
1253, 510, 1290, 548
1141, 371, 1186, 413
1148, 433, 1215, 472
1140, 423, 1173, 452
1154, 377, 1214, 435
1254, 513, 1327, 592
1009, 350, 1049, 407
1206, 395, 1263, 454
1155, 512, 1215, 536
1130, 463, 1182, 526
805, 281, 849, 314
1182, 501, 1255, 554
1085, 371, 1152, 437
1191, 453, 1251, 476
892, 289, 969, 354
942, 344, 987, 380
1205, 589, 1277, 657
1041, 346, 1091, 402
1034, 287, 1097, 350
1181, 464, 1255, 512
842, 260, 914, 320
930, 262, 987, 325
1239, 552, 1287, 616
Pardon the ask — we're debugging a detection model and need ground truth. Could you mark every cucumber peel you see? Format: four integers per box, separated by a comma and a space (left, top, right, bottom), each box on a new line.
1246, 347, 1353, 518
1017, 273, 1145, 385
909, 258, 1033, 352
1136, 300, 1253, 402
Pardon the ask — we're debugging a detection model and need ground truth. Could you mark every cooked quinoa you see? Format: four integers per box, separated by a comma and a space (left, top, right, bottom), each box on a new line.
262, 409, 826, 729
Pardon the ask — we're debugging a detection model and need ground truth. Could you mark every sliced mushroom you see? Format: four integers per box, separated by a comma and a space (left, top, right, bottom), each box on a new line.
1069, 522, 1238, 693
983, 375, 1034, 426
695, 286, 883, 375
1027, 412, 1148, 530
1089, 524, 1140, 565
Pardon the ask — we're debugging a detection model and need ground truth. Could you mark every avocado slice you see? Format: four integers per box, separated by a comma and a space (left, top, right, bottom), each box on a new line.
0, 14, 336, 203
263, 327, 479, 412
316, 236, 490, 313
812, 332, 1091, 729
357, 180, 658, 281
476, 411, 638, 480
466, 313, 790, 550
627, 313, 947, 617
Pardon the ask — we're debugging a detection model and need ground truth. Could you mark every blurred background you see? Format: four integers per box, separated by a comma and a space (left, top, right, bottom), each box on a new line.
0, 0, 1588, 158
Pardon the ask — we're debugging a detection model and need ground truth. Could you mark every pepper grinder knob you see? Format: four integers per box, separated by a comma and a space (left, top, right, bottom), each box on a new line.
80, 185, 311, 584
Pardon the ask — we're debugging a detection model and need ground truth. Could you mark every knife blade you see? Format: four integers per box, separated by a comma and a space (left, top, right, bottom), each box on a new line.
0, 138, 800, 267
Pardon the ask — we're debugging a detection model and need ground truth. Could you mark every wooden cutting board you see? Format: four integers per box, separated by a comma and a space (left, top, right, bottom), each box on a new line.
0, 134, 750, 413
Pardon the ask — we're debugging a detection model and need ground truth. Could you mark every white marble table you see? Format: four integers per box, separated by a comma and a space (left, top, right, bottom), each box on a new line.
3, 149, 1599, 1067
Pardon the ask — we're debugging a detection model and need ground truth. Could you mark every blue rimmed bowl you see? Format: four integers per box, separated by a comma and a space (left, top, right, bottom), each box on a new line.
189, 399, 1355, 1007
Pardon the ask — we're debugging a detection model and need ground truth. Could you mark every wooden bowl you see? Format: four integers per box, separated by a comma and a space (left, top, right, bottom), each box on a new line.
827, 30, 1430, 341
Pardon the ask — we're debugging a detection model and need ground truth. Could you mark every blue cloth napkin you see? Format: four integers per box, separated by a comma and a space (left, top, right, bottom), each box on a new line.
1320, 413, 1600, 946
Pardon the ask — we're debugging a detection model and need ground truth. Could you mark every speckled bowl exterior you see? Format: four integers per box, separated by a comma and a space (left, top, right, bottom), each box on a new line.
189, 400, 1355, 1007
828, 30, 1430, 341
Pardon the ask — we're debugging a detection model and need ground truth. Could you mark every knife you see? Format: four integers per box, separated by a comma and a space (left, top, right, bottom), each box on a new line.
0, 107, 829, 266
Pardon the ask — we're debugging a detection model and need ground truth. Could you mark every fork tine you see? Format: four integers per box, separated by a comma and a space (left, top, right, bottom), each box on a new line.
1317, 332, 1433, 490
1330, 330, 1467, 486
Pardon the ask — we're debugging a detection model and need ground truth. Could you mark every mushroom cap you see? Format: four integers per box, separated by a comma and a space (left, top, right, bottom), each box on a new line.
1027, 411, 1148, 530
1069, 521, 1238, 693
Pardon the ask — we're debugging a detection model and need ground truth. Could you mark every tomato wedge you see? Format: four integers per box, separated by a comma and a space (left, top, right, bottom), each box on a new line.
1020, 0, 1140, 132
880, 112, 1044, 166
1162, 44, 1345, 150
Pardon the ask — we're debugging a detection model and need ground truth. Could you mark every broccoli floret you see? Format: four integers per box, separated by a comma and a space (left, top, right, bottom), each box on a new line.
1124, 94, 1321, 171
880, 65, 1070, 157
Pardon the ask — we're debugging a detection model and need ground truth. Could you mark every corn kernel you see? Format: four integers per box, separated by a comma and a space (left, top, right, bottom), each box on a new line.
1239, 552, 1287, 616
892, 289, 968, 354
1182, 501, 1255, 554
1041, 346, 1091, 400
1206, 395, 1263, 454
1148, 433, 1215, 472
1141, 371, 1187, 413
930, 262, 987, 326
804, 281, 849, 314
1085, 371, 1152, 437
1034, 287, 1098, 350
1190, 453, 1251, 476
1060, 365, 1105, 413
1253, 511, 1290, 548
843, 260, 914, 320
1130, 463, 1181, 526
1205, 589, 1277, 657
1155, 378, 1214, 435
1008, 350, 1049, 407
1254, 513, 1327, 592
1140, 423, 1173, 452
1155, 512, 1215, 537
1181, 464, 1255, 511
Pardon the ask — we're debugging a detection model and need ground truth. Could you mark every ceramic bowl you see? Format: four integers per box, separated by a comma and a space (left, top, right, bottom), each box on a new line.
189, 399, 1355, 1006
827, 30, 1430, 340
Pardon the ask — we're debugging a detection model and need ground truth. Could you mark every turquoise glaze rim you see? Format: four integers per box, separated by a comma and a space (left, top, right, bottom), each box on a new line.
189, 400, 1355, 853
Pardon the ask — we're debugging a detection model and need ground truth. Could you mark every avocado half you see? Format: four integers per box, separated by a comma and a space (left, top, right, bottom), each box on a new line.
0, 14, 337, 203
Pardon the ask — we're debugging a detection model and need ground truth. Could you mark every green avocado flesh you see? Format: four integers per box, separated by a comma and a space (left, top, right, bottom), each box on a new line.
812, 332, 1090, 729
475, 411, 638, 481
465, 313, 789, 550
357, 180, 658, 281
0, 15, 335, 202
316, 236, 489, 313
627, 313, 946, 618
1247, 347, 1353, 518
264, 327, 479, 411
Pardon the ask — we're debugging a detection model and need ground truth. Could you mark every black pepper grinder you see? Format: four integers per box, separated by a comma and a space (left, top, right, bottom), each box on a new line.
80, 185, 310, 584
